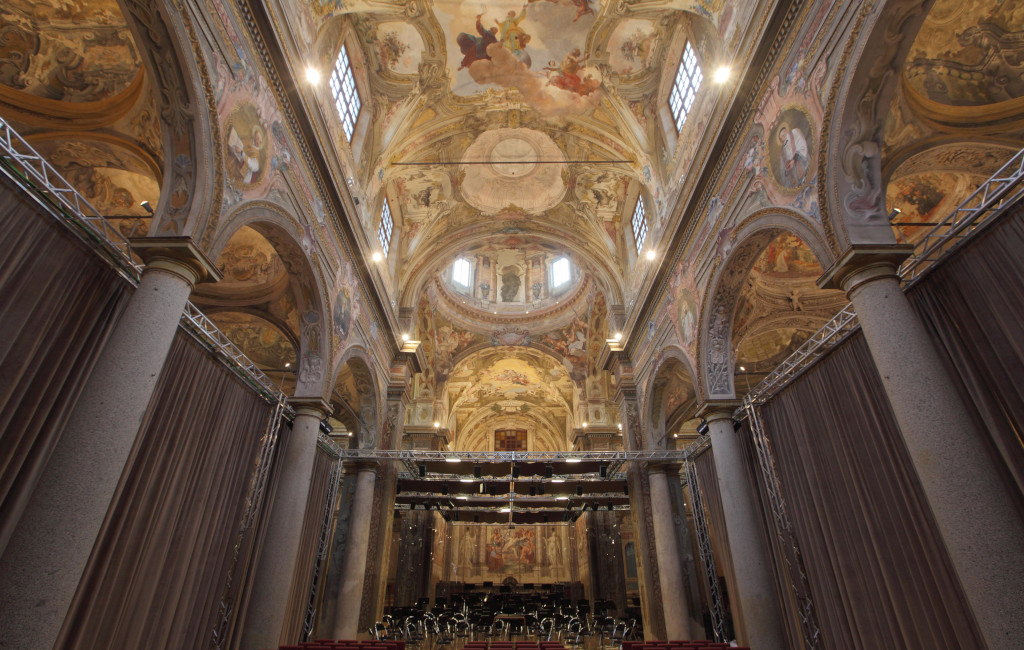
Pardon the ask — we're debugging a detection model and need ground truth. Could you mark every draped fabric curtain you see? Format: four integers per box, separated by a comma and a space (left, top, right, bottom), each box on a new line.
760, 332, 984, 649
692, 450, 740, 637
907, 206, 1024, 506
735, 420, 808, 650
56, 330, 274, 650
0, 177, 131, 554
280, 445, 337, 642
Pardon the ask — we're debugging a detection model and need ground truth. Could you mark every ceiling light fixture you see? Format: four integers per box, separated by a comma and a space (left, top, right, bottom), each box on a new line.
445, 457, 462, 463
305, 66, 321, 85
401, 333, 409, 342
566, 457, 581, 463
713, 66, 731, 84
460, 478, 475, 483
614, 332, 622, 341
371, 252, 383, 262
433, 421, 440, 428
645, 250, 656, 260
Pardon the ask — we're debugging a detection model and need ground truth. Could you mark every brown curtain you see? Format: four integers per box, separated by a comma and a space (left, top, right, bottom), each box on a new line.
760, 332, 984, 649
907, 206, 1024, 506
735, 420, 810, 650
692, 450, 740, 636
0, 175, 131, 554
56, 330, 274, 650
281, 444, 338, 642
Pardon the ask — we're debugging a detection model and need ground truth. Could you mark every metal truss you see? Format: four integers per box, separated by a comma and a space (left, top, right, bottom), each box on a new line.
212, 398, 287, 649
181, 301, 287, 406
683, 459, 726, 643
0, 115, 141, 282
739, 303, 859, 407
302, 455, 346, 641
901, 146, 1024, 284
742, 400, 822, 649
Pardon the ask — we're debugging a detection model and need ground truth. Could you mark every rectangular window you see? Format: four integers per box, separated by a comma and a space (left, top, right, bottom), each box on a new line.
329, 45, 361, 141
632, 195, 648, 253
378, 198, 393, 258
551, 257, 571, 288
452, 257, 472, 287
669, 41, 703, 132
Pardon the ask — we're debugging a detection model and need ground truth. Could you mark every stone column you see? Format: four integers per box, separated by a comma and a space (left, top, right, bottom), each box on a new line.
241, 398, 332, 649
698, 402, 786, 650
819, 245, 1024, 647
332, 462, 378, 640
0, 238, 219, 650
648, 464, 693, 641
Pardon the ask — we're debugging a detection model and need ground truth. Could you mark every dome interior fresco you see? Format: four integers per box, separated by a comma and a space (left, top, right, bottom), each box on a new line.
0, 0, 141, 102
904, 0, 1024, 106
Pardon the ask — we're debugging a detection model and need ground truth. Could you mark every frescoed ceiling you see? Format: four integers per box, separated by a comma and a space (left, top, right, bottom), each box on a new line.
905, 0, 1024, 106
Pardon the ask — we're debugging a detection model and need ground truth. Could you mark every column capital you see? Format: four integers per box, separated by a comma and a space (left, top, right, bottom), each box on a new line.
817, 243, 914, 294
288, 397, 332, 419
696, 400, 742, 423
131, 236, 223, 286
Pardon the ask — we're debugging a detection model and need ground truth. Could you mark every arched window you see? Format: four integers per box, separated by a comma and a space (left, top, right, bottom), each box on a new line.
378, 198, 393, 258
631, 195, 648, 253
452, 257, 473, 288
329, 45, 361, 141
669, 41, 703, 132
551, 256, 571, 288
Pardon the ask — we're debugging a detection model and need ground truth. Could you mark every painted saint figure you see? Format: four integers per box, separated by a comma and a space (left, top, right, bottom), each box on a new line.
457, 13, 498, 70
496, 6, 531, 67
777, 122, 809, 187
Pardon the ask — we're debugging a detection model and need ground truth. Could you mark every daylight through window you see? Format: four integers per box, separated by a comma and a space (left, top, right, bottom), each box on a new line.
669, 41, 703, 132
632, 195, 648, 253
378, 199, 393, 258
452, 257, 472, 287
329, 45, 361, 141
552, 257, 571, 288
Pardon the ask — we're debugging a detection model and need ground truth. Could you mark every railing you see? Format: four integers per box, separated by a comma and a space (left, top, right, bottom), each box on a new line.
900, 146, 1024, 283
0, 115, 141, 282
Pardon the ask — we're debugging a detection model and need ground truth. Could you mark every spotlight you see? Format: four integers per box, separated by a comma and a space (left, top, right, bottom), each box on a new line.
402, 333, 410, 342
512, 464, 519, 479
607, 502, 614, 511
697, 419, 709, 435
537, 484, 545, 496
442, 484, 449, 495
139, 200, 154, 215
305, 66, 321, 85
645, 250, 656, 260
474, 465, 482, 478
545, 464, 553, 478
319, 420, 333, 435
623, 484, 629, 496
479, 482, 485, 494
576, 484, 583, 496
419, 464, 426, 477
713, 66, 731, 84
529, 485, 536, 496
372, 251, 383, 263
434, 421, 441, 428
599, 465, 608, 478
888, 207, 902, 221
614, 332, 622, 341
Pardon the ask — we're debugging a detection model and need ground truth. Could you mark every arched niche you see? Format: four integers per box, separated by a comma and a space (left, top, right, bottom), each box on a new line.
331, 349, 380, 449
200, 204, 331, 398
700, 214, 841, 399
645, 348, 698, 451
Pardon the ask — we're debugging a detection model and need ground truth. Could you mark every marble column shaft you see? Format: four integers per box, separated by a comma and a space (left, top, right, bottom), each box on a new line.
241, 400, 332, 649
648, 465, 692, 641
0, 248, 212, 650
703, 408, 786, 650
825, 248, 1024, 647
332, 464, 378, 640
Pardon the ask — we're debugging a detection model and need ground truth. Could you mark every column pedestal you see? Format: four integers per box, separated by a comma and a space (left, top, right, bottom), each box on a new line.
0, 239, 218, 650
699, 403, 786, 650
820, 245, 1024, 647
332, 462, 378, 640
242, 398, 332, 649
648, 465, 692, 641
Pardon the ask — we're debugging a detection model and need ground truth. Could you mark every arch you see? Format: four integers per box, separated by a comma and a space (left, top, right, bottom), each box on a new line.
818, 0, 933, 250
331, 346, 381, 449
699, 211, 835, 399
111, 0, 223, 244
644, 346, 698, 451
204, 201, 332, 398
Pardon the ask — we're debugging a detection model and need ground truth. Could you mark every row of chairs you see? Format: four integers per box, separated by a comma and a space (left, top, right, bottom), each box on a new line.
621, 643, 747, 650
279, 642, 406, 650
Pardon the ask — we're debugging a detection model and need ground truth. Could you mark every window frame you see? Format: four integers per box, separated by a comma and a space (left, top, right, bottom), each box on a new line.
668, 41, 703, 132
452, 257, 473, 289
550, 256, 572, 290
329, 44, 361, 142
632, 194, 648, 254
378, 198, 393, 258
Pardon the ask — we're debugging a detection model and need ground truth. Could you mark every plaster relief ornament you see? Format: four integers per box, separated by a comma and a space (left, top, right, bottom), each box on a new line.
460, 128, 566, 215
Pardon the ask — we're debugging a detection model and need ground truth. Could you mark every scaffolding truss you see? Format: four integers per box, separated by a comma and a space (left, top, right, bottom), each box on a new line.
683, 459, 726, 643
302, 452, 346, 641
